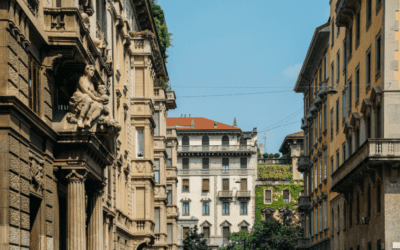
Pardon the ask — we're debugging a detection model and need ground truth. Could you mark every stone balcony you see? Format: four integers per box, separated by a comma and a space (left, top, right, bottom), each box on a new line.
298, 155, 311, 173
335, 0, 361, 27
295, 238, 311, 249
331, 139, 400, 193
166, 205, 179, 218
218, 191, 233, 201
236, 190, 251, 201
167, 244, 178, 250
166, 129, 177, 139
154, 185, 167, 200
179, 168, 254, 176
133, 219, 155, 236
178, 145, 255, 156
166, 91, 177, 110
297, 196, 311, 212
154, 233, 168, 247
166, 167, 178, 181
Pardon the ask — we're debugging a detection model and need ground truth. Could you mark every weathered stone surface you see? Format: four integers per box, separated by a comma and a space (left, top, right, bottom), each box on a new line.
9, 171, 20, 191
19, 77, 28, 96
45, 191, 53, 206
20, 195, 29, 213
8, 65, 18, 87
46, 221, 53, 236
20, 160, 30, 180
9, 153, 20, 174
20, 178, 29, 195
20, 212, 29, 229
20, 144, 29, 162
20, 229, 29, 246
9, 190, 20, 209
9, 226, 20, 244
7, 48, 18, 69
45, 104, 53, 121
9, 208, 20, 226
46, 206, 53, 222
46, 176, 53, 192
19, 60, 28, 81
47, 237, 54, 250
18, 46, 28, 66
19, 92, 28, 106
45, 163, 53, 178
10, 245, 20, 250
44, 90, 52, 106
7, 32, 18, 54
9, 136, 19, 155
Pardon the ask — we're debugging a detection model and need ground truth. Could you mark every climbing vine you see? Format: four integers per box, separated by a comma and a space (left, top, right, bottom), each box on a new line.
257, 165, 293, 180
152, 4, 172, 62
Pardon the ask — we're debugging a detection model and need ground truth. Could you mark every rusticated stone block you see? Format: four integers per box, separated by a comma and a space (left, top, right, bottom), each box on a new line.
20, 229, 29, 246
10, 245, 20, 250
9, 136, 19, 155
20, 212, 29, 229
47, 237, 53, 250
8, 48, 18, 69
20, 144, 29, 162
9, 226, 20, 244
46, 176, 53, 192
20, 178, 29, 195
20, 161, 30, 180
46, 221, 53, 236
7, 32, 18, 54
9, 171, 20, 191
19, 92, 28, 106
45, 104, 53, 121
46, 206, 53, 222
45, 163, 53, 178
8, 80, 18, 96
18, 46, 28, 66
9, 190, 20, 209
20, 195, 29, 213
9, 153, 20, 173
9, 208, 20, 226
19, 60, 28, 81
44, 90, 52, 106
8, 65, 18, 87
45, 191, 53, 206
19, 77, 28, 96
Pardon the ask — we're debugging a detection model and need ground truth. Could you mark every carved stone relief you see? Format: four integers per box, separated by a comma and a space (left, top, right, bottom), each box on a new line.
135, 162, 145, 173
29, 153, 45, 189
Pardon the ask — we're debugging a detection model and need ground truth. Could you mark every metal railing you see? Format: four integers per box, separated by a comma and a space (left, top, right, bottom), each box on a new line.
236, 190, 251, 197
178, 145, 253, 152
218, 191, 233, 198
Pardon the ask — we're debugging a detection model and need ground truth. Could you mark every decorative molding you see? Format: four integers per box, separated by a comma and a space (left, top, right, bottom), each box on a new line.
29, 153, 45, 189
180, 197, 191, 202
200, 220, 212, 227
65, 169, 87, 182
238, 220, 250, 227
220, 220, 232, 227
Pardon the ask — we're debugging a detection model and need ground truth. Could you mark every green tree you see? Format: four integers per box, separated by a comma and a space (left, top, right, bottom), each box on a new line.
151, 4, 172, 62
263, 153, 269, 159
183, 225, 211, 250
273, 153, 280, 158
220, 219, 303, 250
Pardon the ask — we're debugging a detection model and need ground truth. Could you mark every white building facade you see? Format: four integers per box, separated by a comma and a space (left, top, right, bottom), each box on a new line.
166, 117, 258, 249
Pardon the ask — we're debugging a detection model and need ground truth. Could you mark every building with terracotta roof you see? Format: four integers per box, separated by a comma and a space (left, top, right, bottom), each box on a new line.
167, 116, 258, 249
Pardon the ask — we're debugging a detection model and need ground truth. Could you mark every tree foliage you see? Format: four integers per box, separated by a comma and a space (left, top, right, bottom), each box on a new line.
152, 4, 172, 62
182, 225, 211, 250
219, 219, 303, 250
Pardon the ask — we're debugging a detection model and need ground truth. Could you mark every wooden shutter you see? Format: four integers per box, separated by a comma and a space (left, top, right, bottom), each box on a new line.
202, 179, 209, 191
223, 227, 229, 239
154, 208, 160, 233
240, 179, 247, 191
183, 158, 189, 169
183, 179, 189, 188
136, 188, 145, 218
265, 190, 271, 200
203, 227, 210, 238
183, 227, 189, 239
283, 190, 289, 200
222, 179, 229, 191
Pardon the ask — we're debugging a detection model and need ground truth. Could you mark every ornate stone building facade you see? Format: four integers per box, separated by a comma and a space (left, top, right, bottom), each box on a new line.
167, 117, 258, 250
295, 1, 400, 249
0, 0, 177, 249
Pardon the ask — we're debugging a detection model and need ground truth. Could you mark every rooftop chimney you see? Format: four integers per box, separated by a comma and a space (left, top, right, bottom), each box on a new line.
184, 114, 186, 118
181, 114, 183, 118
213, 122, 218, 129
233, 118, 237, 128
189, 114, 191, 117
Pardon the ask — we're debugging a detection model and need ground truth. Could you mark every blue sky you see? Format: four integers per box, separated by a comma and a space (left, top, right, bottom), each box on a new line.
160, 0, 330, 154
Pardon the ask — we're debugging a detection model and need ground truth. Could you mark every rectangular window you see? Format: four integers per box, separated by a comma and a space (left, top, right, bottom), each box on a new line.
377, 240, 382, 250
357, 192, 360, 223
202, 179, 210, 192
356, 12, 361, 44
182, 179, 189, 192
336, 51, 340, 82
324, 200, 327, 229
222, 202, 230, 215
324, 150, 327, 179
240, 179, 247, 191
319, 112, 322, 138
348, 79, 352, 111
241, 226, 248, 232
377, 181, 381, 213
167, 223, 173, 243
222, 179, 229, 191
319, 205, 322, 232
154, 159, 160, 184
223, 227, 229, 239
166, 147, 172, 167
222, 158, 229, 169
241, 202, 248, 215
154, 207, 160, 233
342, 144, 346, 163
319, 158, 322, 184
330, 156, 334, 175
311, 211, 314, 236
336, 99, 339, 132
349, 199, 353, 227
331, 18, 335, 46
203, 227, 210, 239
377, 106, 381, 138
182, 158, 189, 169
324, 53, 327, 81
376, 34, 382, 75
203, 202, 210, 215
311, 168, 314, 191
330, 109, 334, 140
28, 56, 41, 115
355, 67, 360, 102
283, 190, 289, 203
314, 120, 318, 144
183, 202, 189, 215
315, 207, 318, 233
348, 27, 353, 58
342, 91, 346, 119
368, 185, 371, 217
368, 243, 371, 250
314, 164, 317, 188
167, 185, 172, 205
310, 123, 313, 147
183, 227, 189, 239
367, 0, 372, 24
324, 104, 327, 131
265, 190, 272, 203
240, 158, 247, 169
136, 128, 144, 157
366, 50, 371, 89
331, 62, 334, 86
336, 150, 340, 170
202, 158, 209, 169
154, 111, 160, 136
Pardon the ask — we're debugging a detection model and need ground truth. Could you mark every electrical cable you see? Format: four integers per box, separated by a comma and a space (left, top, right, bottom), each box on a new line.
178, 90, 293, 98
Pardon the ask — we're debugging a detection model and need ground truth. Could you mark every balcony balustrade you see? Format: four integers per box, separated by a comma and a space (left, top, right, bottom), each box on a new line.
335, 0, 361, 27
178, 168, 255, 176
236, 190, 251, 200
298, 155, 311, 172
178, 145, 253, 154
257, 158, 287, 165
297, 196, 311, 212
133, 219, 155, 235
218, 191, 233, 201
295, 238, 311, 249
166, 91, 177, 109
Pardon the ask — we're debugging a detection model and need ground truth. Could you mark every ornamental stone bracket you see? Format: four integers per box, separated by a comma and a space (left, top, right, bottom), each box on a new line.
29, 153, 45, 196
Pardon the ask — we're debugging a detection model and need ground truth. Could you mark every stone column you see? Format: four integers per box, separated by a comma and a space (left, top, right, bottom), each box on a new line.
88, 181, 106, 250
66, 169, 87, 250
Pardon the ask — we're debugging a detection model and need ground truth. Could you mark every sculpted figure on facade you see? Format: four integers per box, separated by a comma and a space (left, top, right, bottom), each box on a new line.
29, 153, 44, 188
67, 65, 120, 132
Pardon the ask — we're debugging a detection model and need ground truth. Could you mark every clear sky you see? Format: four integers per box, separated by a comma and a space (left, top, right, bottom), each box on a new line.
159, 0, 330, 154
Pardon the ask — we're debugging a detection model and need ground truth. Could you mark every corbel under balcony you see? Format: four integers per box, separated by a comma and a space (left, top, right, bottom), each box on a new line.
116, 89, 122, 108
335, 0, 361, 27
123, 103, 129, 120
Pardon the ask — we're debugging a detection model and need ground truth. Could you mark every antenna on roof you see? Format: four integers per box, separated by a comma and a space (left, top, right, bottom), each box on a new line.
233, 118, 237, 128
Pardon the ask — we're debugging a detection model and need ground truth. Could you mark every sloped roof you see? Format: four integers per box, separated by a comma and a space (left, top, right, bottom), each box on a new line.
166, 117, 240, 130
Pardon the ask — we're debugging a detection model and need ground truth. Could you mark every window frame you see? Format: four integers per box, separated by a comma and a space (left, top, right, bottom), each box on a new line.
28, 55, 41, 116
182, 179, 189, 193
182, 202, 190, 216
136, 128, 145, 158
203, 201, 210, 215
283, 189, 290, 203
264, 189, 272, 204
222, 202, 230, 215
376, 32, 382, 77
240, 202, 248, 215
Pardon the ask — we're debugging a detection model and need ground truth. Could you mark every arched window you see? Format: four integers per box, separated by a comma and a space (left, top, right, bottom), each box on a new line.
202, 135, 209, 146
240, 137, 247, 146
182, 135, 189, 146
222, 135, 229, 146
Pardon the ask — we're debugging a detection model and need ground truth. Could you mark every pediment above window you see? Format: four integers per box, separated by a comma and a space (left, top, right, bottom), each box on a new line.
220, 220, 232, 227
200, 220, 212, 227
238, 220, 250, 227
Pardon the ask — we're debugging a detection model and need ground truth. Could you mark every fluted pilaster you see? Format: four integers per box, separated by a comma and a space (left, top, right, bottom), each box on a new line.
66, 170, 87, 250
88, 181, 106, 250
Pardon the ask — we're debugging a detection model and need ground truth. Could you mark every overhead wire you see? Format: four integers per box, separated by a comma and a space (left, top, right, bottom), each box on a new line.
178, 90, 293, 98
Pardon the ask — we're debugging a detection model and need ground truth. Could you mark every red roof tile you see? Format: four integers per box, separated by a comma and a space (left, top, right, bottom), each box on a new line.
167, 117, 240, 130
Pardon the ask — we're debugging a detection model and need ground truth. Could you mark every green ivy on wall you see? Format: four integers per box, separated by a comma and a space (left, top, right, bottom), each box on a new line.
257, 164, 293, 180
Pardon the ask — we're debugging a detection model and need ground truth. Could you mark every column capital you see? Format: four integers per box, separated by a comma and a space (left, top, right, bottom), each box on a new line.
65, 169, 87, 183
90, 180, 107, 195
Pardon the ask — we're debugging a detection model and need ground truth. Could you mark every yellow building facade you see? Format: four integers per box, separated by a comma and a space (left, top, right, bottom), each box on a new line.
295, 0, 400, 249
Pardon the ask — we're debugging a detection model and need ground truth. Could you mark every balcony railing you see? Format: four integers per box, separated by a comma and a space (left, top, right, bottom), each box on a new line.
298, 155, 311, 172
236, 190, 251, 200
295, 238, 311, 249
178, 145, 253, 153
179, 168, 256, 176
218, 191, 233, 200
332, 139, 400, 191
166, 91, 177, 109
335, 0, 361, 27
297, 196, 311, 212
258, 158, 288, 165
